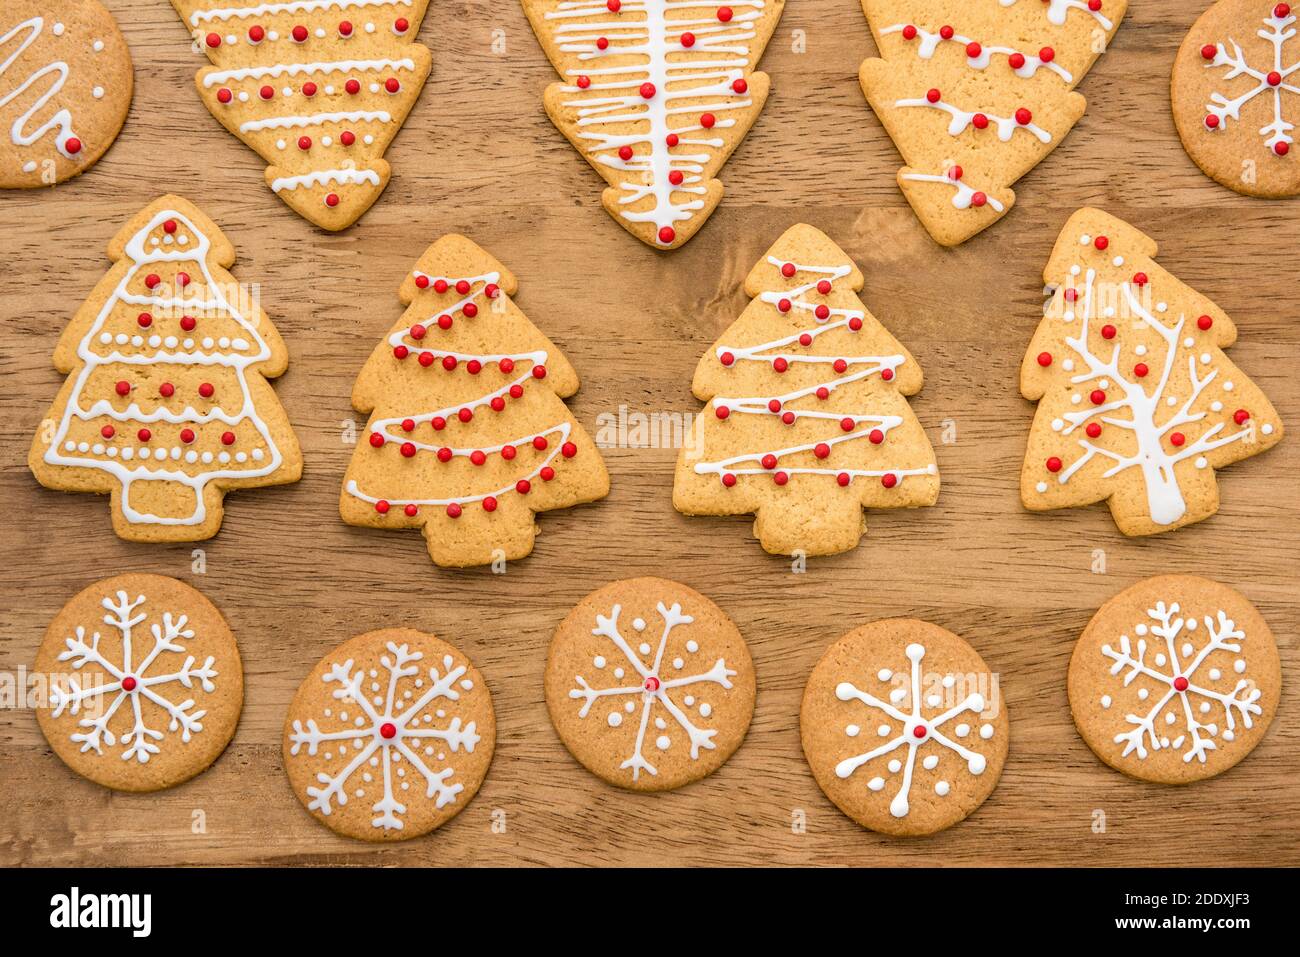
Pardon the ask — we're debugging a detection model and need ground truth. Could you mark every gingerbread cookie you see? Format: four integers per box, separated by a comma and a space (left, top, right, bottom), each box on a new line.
170, 0, 432, 230
1172, 0, 1300, 197
0, 1, 133, 188
859, 0, 1126, 245
673, 223, 939, 556
801, 619, 1008, 836
522, 0, 785, 249
35, 574, 243, 792
545, 578, 755, 791
1068, 576, 1281, 784
1020, 208, 1283, 536
283, 628, 495, 841
29, 195, 302, 541
339, 234, 609, 567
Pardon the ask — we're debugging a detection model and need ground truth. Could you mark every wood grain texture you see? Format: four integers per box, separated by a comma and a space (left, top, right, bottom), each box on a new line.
1, 0, 1296, 868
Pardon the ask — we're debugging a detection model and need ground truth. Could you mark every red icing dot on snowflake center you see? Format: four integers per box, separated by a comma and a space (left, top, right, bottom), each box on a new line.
912, 724, 927, 739
644, 676, 661, 692
1173, 676, 1190, 692
379, 722, 398, 739
122, 676, 138, 692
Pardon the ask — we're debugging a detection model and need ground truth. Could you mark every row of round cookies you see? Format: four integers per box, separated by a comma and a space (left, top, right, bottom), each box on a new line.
5, 1, 1297, 244
36, 572, 1280, 839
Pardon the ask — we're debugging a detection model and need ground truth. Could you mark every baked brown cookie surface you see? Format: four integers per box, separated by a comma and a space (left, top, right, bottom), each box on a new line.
802, 618, 1008, 836
283, 628, 495, 841
545, 578, 755, 791
1069, 575, 1281, 784
35, 574, 243, 792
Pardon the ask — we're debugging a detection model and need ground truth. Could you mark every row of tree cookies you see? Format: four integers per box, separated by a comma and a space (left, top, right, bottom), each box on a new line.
165, 0, 1296, 244
28, 197, 1285, 565
35, 572, 1279, 839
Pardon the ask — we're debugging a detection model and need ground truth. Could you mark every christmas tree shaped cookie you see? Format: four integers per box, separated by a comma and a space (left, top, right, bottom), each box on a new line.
29, 195, 302, 541
170, 0, 432, 230
859, 0, 1126, 246
522, 0, 785, 249
340, 234, 610, 567
673, 223, 939, 556
1021, 208, 1283, 535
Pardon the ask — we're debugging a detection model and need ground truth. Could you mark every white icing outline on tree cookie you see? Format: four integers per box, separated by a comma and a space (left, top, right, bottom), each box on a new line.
0, 17, 82, 162
288, 640, 481, 831
833, 642, 990, 819
50, 590, 218, 764
1100, 602, 1262, 763
42, 209, 286, 526
569, 601, 735, 781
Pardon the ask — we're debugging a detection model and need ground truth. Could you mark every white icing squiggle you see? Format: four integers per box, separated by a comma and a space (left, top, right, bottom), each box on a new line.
0, 17, 81, 159
239, 109, 391, 133
202, 58, 416, 88
900, 171, 1006, 212
895, 95, 1052, 143
270, 166, 381, 192
881, 23, 1073, 83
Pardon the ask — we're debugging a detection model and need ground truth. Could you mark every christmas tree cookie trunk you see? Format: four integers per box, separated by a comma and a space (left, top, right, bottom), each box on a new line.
1020, 209, 1283, 536
673, 224, 939, 556
29, 195, 302, 542
340, 234, 610, 567
522, 0, 785, 249
171, 0, 432, 231
859, 0, 1126, 246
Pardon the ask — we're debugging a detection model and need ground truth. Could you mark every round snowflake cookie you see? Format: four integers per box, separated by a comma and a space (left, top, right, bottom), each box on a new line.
34, 574, 243, 792
0, 0, 133, 188
1068, 575, 1280, 784
545, 578, 756, 792
283, 629, 495, 841
801, 619, 1009, 836
1172, 0, 1300, 197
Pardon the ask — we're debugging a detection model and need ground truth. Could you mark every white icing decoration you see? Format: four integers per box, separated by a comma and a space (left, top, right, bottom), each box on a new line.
1201, 10, 1299, 154
893, 95, 1052, 143
537, 0, 770, 243
270, 166, 381, 192
1037, 262, 1264, 527
189, 0, 414, 25
288, 640, 480, 831
899, 171, 1006, 212
569, 601, 736, 781
1100, 602, 1262, 763
42, 209, 286, 525
48, 589, 219, 762
0, 17, 82, 160
238, 108, 391, 133
692, 257, 938, 487
834, 643, 991, 819
881, 23, 1074, 83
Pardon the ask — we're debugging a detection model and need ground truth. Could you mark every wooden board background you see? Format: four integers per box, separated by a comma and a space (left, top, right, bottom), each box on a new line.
1, 0, 1297, 868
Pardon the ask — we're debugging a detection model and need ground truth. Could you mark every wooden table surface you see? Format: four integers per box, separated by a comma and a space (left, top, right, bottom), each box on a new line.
2, 0, 1296, 868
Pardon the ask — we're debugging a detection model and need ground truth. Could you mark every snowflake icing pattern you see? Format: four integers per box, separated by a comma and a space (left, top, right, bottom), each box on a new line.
834, 642, 993, 819
288, 641, 481, 832
1203, 4, 1300, 155
570, 601, 736, 781
50, 590, 217, 763
1101, 602, 1262, 763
